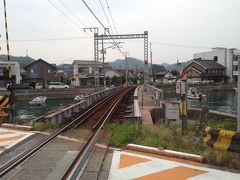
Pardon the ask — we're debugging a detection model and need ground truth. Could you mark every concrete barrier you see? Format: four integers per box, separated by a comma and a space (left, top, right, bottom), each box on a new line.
134, 86, 141, 118
127, 144, 204, 163
45, 87, 121, 125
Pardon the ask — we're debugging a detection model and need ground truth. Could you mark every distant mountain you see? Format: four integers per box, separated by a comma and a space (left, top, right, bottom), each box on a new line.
166, 61, 189, 72
0, 55, 35, 68
159, 63, 170, 69
108, 57, 166, 73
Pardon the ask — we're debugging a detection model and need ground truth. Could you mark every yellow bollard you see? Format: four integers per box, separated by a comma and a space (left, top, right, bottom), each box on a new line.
216, 150, 223, 164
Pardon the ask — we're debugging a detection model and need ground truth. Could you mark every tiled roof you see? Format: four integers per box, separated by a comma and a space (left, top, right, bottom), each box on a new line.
194, 59, 225, 70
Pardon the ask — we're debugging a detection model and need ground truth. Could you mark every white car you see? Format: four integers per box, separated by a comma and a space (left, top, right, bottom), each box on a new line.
48, 82, 69, 89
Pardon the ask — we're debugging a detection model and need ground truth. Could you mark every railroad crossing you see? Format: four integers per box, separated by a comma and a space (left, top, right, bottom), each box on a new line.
0, 85, 239, 180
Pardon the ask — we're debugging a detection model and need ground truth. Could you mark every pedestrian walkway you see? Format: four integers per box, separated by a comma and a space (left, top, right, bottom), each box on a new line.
109, 150, 240, 180
138, 85, 159, 125
0, 127, 33, 154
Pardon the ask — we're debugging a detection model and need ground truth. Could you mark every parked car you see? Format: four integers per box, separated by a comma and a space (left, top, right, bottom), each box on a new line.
6, 83, 33, 90
35, 83, 43, 89
48, 82, 69, 89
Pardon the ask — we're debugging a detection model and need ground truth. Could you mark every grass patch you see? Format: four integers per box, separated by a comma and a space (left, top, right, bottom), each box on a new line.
208, 119, 237, 131
106, 121, 240, 170
32, 122, 56, 132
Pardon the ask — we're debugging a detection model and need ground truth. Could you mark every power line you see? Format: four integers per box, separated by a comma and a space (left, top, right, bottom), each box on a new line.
58, 0, 87, 27
98, 0, 114, 34
129, 40, 211, 49
47, 0, 83, 31
0, 36, 92, 42
82, 0, 125, 57
8, 17, 65, 39
105, 0, 118, 35
151, 41, 211, 49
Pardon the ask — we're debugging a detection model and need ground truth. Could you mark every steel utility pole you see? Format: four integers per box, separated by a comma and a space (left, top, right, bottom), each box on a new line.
238, 58, 240, 132
125, 52, 128, 84
150, 42, 153, 78
101, 34, 106, 87
83, 27, 99, 91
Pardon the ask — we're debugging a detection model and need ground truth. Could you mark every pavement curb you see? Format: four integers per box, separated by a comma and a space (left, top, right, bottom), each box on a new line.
126, 144, 204, 163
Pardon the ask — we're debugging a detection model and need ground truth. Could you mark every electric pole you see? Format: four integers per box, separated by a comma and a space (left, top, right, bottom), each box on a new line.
150, 42, 153, 78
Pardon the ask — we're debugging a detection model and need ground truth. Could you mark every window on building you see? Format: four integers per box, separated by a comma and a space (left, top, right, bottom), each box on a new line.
48, 69, 51, 73
213, 56, 218, 62
78, 67, 89, 74
31, 69, 36, 73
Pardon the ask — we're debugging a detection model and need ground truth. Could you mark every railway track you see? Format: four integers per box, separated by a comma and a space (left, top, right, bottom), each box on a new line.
0, 86, 135, 179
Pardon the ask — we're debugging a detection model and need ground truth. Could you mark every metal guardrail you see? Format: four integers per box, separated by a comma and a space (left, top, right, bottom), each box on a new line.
45, 87, 121, 125
145, 84, 164, 107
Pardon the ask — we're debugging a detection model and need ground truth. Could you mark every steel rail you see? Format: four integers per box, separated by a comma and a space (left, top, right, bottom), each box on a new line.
0, 88, 123, 178
62, 88, 133, 180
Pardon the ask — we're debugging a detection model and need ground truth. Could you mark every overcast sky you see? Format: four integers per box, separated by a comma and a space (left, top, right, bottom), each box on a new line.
0, 0, 239, 65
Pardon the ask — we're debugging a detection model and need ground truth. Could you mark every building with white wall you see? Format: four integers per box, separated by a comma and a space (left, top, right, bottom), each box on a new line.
194, 47, 240, 82
0, 62, 21, 85
72, 60, 111, 87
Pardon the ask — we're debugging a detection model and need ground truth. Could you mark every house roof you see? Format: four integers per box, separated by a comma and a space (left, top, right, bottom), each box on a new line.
156, 71, 169, 76
194, 59, 225, 70
24, 59, 57, 70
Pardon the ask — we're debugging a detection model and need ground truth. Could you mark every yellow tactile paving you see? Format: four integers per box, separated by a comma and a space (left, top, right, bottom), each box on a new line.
133, 166, 208, 180
119, 154, 151, 169
0, 135, 24, 142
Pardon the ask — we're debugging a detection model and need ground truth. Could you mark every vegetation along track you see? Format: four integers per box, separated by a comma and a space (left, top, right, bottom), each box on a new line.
0, 86, 135, 178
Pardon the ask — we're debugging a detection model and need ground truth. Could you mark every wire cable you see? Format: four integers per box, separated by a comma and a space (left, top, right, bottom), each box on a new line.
105, 0, 118, 35
82, 0, 126, 57
58, 0, 87, 27
98, 0, 114, 34
0, 36, 92, 42
47, 0, 83, 31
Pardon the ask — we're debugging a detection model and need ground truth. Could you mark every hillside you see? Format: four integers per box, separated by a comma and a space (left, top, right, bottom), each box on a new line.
166, 61, 189, 72
0, 55, 35, 68
108, 57, 166, 73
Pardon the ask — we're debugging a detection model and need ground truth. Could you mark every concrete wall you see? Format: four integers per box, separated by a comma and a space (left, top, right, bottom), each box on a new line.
11, 88, 98, 100
151, 107, 237, 124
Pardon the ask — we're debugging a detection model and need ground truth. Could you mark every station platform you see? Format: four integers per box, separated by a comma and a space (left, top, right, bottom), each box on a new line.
108, 149, 240, 180
0, 127, 34, 154
137, 85, 159, 125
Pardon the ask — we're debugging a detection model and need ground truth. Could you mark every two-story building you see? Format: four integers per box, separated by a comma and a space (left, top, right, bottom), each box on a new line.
24, 59, 57, 88
183, 59, 226, 83
194, 47, 240, 82
72, 60, 111, 87
0, 62, 21, 86
155, 71, 175, 84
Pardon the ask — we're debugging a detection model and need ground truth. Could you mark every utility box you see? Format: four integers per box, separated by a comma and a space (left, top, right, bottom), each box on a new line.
176, 81, 186, 94
165, 101, 180, 121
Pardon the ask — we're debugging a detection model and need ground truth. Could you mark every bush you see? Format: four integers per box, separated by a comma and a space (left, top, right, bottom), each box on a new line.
33, 122, 56, 132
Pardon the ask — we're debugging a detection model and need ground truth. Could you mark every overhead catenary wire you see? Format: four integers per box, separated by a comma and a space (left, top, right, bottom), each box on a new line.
58, 0, 87, 27
47, 0, 83, 31
98, 0, 114, 35
82, 0, 126, 57
105, 0, 118, 35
